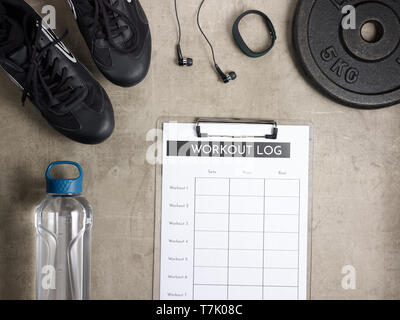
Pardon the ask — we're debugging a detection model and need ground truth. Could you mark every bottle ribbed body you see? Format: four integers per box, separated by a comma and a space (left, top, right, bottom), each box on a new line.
35, 194, 93, 300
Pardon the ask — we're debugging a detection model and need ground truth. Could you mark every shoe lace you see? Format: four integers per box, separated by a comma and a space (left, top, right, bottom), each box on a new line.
19, 20, 83, 110
90, 0, 137, 53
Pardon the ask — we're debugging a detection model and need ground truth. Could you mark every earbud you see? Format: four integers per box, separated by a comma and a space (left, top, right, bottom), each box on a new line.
215, 64, 237, 83
177, 45, 193, 67
175, 0, 193, 67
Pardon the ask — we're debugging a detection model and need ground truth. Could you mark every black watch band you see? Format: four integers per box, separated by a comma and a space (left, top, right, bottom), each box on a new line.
232, 10, 277, 58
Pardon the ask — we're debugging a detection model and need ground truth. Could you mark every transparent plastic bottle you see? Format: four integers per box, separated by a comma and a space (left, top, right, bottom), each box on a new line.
35, 161, 93, 300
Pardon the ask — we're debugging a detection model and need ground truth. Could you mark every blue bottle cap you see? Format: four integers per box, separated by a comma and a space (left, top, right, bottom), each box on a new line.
46, 161, 83, 194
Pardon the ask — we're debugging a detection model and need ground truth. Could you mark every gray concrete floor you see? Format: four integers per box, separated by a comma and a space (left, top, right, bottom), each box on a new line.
0, 0, 399, 300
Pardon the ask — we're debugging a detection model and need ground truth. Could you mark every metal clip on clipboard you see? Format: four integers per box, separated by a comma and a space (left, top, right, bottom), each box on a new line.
195, 118, 278, 139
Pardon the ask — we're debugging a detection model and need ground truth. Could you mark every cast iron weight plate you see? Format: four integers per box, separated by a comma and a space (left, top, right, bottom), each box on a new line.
293, 0, 400, 109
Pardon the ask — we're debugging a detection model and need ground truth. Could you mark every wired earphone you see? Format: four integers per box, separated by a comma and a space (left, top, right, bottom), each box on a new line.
174, 0, 237, 84
174, 0, 193, 66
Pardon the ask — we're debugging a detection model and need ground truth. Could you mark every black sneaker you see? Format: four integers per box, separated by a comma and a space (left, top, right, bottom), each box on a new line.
67, 0, 151, 87
0, 0, 114, 144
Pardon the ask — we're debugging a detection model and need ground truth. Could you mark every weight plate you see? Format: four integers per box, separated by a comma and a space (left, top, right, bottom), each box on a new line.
293, 0, 400, 109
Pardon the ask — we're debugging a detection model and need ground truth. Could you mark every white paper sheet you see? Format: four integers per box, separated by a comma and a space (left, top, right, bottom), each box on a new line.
159, 122, 310, 300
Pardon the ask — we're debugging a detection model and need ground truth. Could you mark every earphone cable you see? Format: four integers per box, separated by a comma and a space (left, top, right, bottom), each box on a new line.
174, 0, 182, 45
197, 0, 217, 66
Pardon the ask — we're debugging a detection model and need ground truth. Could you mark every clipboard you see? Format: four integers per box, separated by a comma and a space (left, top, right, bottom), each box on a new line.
153, 117, 313, 300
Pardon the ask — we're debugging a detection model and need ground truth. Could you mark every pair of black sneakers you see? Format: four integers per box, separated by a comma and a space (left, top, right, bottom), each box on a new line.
0, 0, 151, 144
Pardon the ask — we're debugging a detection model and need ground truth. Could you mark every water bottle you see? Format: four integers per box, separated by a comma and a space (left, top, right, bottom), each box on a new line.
35, 161, 93, 300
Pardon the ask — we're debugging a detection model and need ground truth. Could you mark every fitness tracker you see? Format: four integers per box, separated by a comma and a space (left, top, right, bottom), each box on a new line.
232, 10, 277, 58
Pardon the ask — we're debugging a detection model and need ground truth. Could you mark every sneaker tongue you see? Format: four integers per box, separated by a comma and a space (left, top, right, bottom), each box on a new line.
0, 15, 25, 55
82, 0, 133, 47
